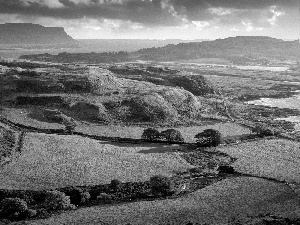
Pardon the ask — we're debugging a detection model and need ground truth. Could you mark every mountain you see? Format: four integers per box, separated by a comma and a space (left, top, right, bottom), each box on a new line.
134, 36, 300, 62
0, 23, 77, 45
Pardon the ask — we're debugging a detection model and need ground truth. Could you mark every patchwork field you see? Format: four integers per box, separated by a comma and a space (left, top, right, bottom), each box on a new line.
19, 177, 300, 225
218, 138, 300, 183
0, 132, 192, 190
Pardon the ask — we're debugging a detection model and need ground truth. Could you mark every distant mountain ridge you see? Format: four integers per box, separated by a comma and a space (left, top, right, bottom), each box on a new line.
19, 36, 300, 63
134, 36, 300, 62
0, 23, 76, 45
77, 39, 210, 52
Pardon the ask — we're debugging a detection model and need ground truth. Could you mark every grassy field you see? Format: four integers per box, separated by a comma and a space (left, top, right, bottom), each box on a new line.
0, 107, 65, 129
1, 107, 251, 142
218, 138, 300, 183
0, 132, 192, 190
74, 122, 251, 143
17, 177, 300, 225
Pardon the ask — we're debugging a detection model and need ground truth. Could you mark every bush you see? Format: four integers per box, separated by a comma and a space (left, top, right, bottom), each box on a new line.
150, 175, 174, 196
161, 129, 184, 143
195, 129, 223, 147
59, 187, 87, 206
217, 165, 235, 174
251, 125, 278, 137
80, 192, 91, 205
0, 198, 28, 220
43, 190, 75, 210
141, 128, 161, 141
110, 179, 122, 191
96, 193, 113, 204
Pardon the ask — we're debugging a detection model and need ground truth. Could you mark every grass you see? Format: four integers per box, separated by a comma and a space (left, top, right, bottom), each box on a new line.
76, 122, 251, 143
0, 132, 192, 190
218, 138, 300, 183
19, 177, 300, 225
0, 107, 251, 143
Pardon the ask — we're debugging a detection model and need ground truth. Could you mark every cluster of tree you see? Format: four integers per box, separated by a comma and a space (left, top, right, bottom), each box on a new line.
141, 128, 185, 143
251, 124, 280, 137
0, 174, 176, 222
141, 128, 223, 147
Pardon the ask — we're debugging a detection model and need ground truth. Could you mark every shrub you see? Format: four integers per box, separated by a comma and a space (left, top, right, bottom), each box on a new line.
80, 192, 91, 205
110, 179, 122, 191
150, 175, 174, 196
59, 187, 85, 206
43, 190, 75, 210
217, 165, 235, 174
0, 198, 28, 220
141, 128, 161, 141
251, 125, 279, 137
161, 129, 184, 143
195, 129, 223, 147
26, 209, 37, 218
96, 193, 113, 204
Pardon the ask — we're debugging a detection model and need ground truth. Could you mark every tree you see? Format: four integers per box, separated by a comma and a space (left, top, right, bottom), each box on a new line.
194, 129, 222, 147
150, 175, 174, 196
43, 190, 75, 210
251, 124, 278, 137
61, 115, 76, 134
161, 129, 184, 143
141, 128, 161, 141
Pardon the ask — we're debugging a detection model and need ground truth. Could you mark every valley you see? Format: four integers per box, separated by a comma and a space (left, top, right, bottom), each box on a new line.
1, 36, 300, 225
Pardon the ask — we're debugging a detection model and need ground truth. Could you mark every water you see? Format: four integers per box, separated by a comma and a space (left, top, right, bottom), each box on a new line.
235, 65, 289, 72
247, 94, 300, 130
247, 95, 300, 109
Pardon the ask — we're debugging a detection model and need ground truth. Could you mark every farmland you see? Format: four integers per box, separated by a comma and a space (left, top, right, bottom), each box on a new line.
218, 139, 300, 183
0, 132, 192, 190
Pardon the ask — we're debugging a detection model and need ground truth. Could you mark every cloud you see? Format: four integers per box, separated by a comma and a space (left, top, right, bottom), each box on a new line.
0, 0, 296, 28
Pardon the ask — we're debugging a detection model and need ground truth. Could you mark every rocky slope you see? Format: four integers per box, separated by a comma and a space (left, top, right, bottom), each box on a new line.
1, 67, 219, 124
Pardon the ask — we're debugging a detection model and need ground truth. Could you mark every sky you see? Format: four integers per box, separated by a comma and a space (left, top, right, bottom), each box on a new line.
0, 0, 299, 40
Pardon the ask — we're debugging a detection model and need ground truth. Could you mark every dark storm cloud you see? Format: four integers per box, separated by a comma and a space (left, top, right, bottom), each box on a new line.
170, 0, 298, 21
59, 0, 77, 7
0, 0, 183, 26
170, 0, 298, 10
0, 0, 297, 26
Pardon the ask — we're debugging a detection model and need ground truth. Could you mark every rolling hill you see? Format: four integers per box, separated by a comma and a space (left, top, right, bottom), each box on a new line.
134, 36, 300, 62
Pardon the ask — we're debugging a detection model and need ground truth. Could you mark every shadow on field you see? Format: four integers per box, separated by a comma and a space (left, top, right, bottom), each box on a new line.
137, 145, 182, 154
104, 141, 182, 154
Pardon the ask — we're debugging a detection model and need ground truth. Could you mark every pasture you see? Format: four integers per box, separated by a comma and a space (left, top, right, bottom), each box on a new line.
0, 132, 192, 190
218, 138, 300, 183
76, 122, 251, 143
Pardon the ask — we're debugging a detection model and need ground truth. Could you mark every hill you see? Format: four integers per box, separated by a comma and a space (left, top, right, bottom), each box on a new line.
0, 66, 220, 124
20, 36, 300, 64
77, 39, 210, 52
134, 36, 300, 62
0, 23, 77, 45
